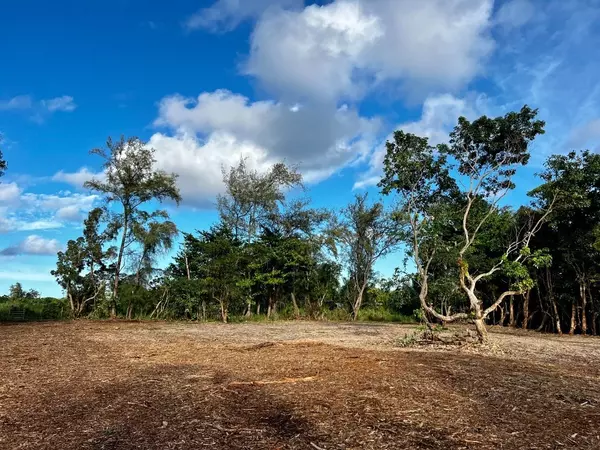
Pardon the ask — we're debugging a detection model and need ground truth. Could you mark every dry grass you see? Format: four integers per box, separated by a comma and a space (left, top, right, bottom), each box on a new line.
1, 320, 599, 449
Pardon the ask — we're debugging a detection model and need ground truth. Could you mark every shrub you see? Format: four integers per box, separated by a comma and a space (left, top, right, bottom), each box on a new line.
0, 297, 70, 322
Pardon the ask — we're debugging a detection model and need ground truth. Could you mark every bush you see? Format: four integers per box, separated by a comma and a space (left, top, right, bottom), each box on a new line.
321, 308, 352, 321
0, 297, 70, 322
356, 307, 415, 323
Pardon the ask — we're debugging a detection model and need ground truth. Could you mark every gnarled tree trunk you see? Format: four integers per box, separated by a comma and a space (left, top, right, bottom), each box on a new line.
522, 291, 530, 330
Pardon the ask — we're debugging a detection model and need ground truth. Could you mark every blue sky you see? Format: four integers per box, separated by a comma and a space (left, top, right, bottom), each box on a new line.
1, 0, 600, 297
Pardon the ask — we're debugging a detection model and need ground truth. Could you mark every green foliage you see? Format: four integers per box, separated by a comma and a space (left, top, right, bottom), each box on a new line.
0, 297, 69, 322
84, 136, 181, 311
355, 307, 414, 323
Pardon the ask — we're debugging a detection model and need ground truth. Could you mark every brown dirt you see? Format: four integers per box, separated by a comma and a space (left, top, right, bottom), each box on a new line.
1, 321, 599, 449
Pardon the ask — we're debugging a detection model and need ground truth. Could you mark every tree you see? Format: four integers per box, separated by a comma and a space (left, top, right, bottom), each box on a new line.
444, 107, 552, 340
379, 131, 462, 326
217, 158, 302, 240
380, 107, 552, 341
52, 209, 114, 316
85, 136, 181, 317
332, 194, 400, 320
127, 217, 178, 318
530, 150, 600, 335
9, 282, 25, 300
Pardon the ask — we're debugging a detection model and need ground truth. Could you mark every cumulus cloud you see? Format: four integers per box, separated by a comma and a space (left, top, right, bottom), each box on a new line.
0, 182, 22, 204
247, 0, 494, 102
52, 167, 104, 188
0, 235, 62, 256
152, 90, 379, 206
184, 0, 303, 32
0, 182, 98, 233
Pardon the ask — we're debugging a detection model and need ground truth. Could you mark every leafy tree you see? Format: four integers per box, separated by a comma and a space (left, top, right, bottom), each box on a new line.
217, 158, 302, 240
52, 209, 114, 316
443, 106, 549, 340
9, 282, 25, 300
85, 136, 181, 317
380, 107, 552, 341
530, 150, 600, 335
331, 194, 400, 320
379, 131, 460, 325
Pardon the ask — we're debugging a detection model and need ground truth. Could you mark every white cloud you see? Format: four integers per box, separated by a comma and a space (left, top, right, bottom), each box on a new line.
354, 94, 483, 189
184, 0, 303, 32
41, 96, 77, 112
52, 167, 104, 188
247, 1, 383, 101
0, 182, 22, 204
0, 94, 77, 124
0, 95, 33, 111
152, 90, 379, 206
495, 0, 535, 29
149, 132, 271, 208
0, 183, 98, 233
247, 0, 494, 102
0, 235, 62, 256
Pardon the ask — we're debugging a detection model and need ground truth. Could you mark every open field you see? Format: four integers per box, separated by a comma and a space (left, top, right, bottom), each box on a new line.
1, 321, 599, 449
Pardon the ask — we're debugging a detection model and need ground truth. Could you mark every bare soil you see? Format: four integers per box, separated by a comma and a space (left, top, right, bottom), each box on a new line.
1, 321, 599, 449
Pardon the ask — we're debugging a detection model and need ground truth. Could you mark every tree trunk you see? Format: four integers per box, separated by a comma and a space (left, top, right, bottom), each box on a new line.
536, 312, 549, 332
201, 299, 206, 321
580, 281, 588, 335
67, 282, 75, 313
551, 296, 562, 335
569, 301, 577, 335
185, 254, 191, 280
522, 291, 530, 330
499, 304, 506, 327
291, 292, 300, 319
219, 299, 228, 323
256, 301, 261, 316
267, 296, 273, 319
474, 316, 488, 342
589, 287, 597, 336
352, 284, 367, 321
509, 295, 515, 327
112, 213, 129, 318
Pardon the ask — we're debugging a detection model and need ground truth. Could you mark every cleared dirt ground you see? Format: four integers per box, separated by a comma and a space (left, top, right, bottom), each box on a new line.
1, 321, 599, 449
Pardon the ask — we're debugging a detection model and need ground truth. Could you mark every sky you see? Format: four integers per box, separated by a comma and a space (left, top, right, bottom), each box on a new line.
1, 0, 600, 297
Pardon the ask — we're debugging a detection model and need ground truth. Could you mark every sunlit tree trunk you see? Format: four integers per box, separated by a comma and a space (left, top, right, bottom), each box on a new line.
580, 281, 588, 335
569, 301, 577, 335
522, 291, 530, 330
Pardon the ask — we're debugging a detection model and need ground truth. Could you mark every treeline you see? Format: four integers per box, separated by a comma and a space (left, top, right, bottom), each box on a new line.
0, 282, 69, 321
2, 108, 599, 340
